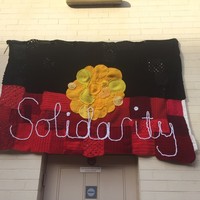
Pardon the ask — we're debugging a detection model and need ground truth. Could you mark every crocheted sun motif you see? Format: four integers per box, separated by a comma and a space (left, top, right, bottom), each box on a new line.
66, 64, 126, 120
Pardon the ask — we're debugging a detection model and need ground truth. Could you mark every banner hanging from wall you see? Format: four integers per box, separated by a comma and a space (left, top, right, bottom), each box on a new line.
0, 39, 198, 164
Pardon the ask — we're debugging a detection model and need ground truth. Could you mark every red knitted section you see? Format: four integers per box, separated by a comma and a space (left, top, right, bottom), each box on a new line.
0, 85, 196, 163
132, 120, 155, 156
83, 139, 104, 158
151, 98, 167, 119
155, 115, 196, 164
0, 85, 25, 108
40, 92, 71, 111
167, 99, 183, 116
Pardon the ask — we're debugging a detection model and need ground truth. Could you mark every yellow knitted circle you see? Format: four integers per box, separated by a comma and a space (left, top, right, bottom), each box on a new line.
66, 64, 126, 120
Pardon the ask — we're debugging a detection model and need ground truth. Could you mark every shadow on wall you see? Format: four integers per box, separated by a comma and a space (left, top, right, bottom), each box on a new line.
66, 0, 131, 8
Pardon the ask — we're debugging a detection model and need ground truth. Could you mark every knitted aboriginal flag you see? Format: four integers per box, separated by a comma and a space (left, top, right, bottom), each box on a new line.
0, 39, 198, 164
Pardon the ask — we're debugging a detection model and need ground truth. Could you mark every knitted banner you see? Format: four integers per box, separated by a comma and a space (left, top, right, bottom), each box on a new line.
0, 39, 197, 164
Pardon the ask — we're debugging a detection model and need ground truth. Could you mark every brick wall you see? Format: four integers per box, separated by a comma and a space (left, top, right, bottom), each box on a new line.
0, 152, 42, 200
0, 0, 200, 200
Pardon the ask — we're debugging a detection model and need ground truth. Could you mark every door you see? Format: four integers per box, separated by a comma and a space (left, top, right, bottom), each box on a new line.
43, 155, 138, 200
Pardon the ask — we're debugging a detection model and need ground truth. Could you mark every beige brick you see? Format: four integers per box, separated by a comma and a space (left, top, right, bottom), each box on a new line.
141, 170, 200, 181
59, 18, 79, 25
140, 180, 200, 192
38, 19, 58, 24
187, 90, 200, 98
0, 153, 41, 160
141, 191, 200, 200
0, 160, 41, 170
79, 18, 100, 24
0, 169, 40, 180
0, 191, 10, 200
10, 191, 38, 200
141, 28, 163, 35
88, 11, 109, 18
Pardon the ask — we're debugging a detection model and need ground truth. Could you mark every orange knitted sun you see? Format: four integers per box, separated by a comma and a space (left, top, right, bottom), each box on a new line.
66, 64, 126, 120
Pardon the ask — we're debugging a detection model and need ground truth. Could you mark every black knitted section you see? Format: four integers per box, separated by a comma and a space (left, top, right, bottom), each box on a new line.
3, 39, 185, 99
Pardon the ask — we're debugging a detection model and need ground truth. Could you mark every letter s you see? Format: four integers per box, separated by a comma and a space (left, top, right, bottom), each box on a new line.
9, 97, 39, 140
